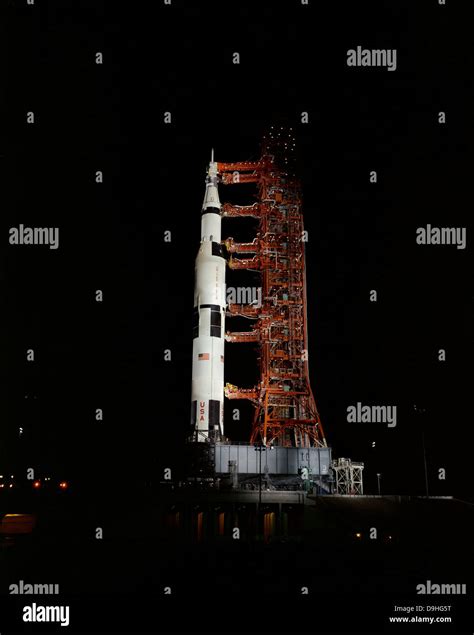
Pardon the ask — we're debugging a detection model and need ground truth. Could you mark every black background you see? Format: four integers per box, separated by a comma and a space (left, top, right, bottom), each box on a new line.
2, 0, 473, 632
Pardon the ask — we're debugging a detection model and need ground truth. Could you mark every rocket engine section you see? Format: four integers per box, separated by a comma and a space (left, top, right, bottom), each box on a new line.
190, 153, 226, 442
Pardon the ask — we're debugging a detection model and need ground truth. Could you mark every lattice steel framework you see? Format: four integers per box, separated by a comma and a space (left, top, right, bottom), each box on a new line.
219, 131, 327, 448
331, 458, 365, 495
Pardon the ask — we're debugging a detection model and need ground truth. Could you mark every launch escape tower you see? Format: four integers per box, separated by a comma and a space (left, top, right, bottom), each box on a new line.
221, 129, 326, 449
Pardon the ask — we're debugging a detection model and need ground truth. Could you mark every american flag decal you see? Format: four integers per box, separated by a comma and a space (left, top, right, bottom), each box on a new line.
198, 353, 209, 360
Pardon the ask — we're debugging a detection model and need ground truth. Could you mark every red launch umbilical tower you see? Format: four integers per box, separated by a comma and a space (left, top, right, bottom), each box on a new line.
219, 129, 327, 449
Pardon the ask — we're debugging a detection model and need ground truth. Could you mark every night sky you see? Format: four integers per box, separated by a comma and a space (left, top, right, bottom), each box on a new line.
4, 0, 473, 499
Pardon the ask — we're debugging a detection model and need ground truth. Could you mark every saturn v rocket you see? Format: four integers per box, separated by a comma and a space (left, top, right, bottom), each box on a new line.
190, 152, 226, 442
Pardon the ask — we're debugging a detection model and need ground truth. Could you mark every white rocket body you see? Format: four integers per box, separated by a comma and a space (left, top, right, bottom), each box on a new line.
191, 154, 226, 441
